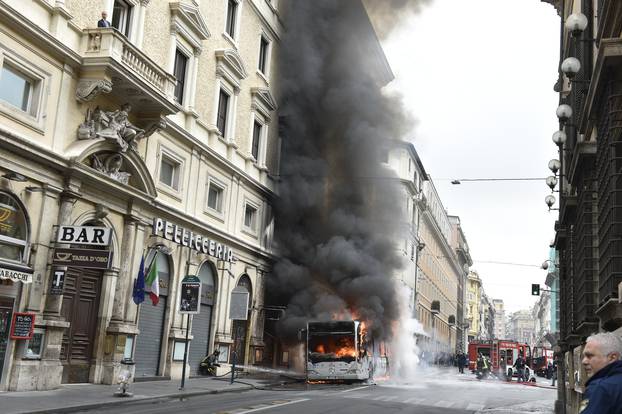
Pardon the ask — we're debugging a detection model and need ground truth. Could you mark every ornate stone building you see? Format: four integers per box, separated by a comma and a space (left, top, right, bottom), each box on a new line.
0, 0, 280, 390
541, 0, 622, 412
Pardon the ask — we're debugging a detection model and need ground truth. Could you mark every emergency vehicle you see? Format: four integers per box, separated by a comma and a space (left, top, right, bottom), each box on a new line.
468, 339, 534, 380
532, 345, 554, 377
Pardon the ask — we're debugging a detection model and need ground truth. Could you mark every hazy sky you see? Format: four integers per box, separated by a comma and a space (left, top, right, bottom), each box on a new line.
380, 0, 560, 313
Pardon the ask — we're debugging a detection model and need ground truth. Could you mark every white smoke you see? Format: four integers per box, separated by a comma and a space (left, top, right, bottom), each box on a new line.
388, 285, 427, 383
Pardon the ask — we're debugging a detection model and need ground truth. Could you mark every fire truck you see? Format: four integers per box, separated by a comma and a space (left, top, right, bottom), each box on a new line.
468, 339, 534, 380
532, 345, 554, 377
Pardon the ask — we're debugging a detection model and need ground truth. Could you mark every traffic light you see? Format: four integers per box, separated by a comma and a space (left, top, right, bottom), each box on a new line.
532, 284, 541, 296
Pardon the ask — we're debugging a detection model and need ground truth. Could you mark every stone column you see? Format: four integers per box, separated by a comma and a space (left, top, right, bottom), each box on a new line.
42, 189, 79, 319
110, 215, 138, 323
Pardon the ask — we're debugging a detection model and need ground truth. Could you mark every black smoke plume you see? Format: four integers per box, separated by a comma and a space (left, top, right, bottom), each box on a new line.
269, 0, 415, 342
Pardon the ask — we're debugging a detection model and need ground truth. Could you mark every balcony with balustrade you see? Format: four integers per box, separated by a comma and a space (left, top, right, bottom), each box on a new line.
78, 28, 178, 118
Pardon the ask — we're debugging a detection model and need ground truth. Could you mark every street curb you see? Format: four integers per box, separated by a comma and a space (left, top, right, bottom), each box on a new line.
11, 383, 259, 414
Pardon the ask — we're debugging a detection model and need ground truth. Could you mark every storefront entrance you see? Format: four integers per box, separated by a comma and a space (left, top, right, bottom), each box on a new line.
188, 262, 215, 375
0, 298, 13, 382
60, 267, 103, 383
230, 275, 252, 365
134, 249, 170, 379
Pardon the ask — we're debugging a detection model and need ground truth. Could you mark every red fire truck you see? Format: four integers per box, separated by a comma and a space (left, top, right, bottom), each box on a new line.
468, 340, 533, 380
532, 345, 554, 377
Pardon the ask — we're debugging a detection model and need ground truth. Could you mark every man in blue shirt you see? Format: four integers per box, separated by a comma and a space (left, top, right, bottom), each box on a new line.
580, 332, 622, 413
98, 11, 111, 28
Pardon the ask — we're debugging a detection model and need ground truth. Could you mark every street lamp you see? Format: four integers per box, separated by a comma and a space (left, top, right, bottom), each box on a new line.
565, 13, 588, 37
552, 130, 567, 145
548, 159, 561, 175
545, 194, 557, 211
561, 57, 581, 79
546, 176, 558, 191
556, 104, 573, 125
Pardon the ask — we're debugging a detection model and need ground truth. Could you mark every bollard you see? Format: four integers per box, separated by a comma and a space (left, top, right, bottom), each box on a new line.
231, 351, 237, 385
114, 358, 135, 397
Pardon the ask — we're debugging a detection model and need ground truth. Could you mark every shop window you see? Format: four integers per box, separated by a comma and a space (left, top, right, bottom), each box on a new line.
24, 329, 44, 359
0, 191, 29, 263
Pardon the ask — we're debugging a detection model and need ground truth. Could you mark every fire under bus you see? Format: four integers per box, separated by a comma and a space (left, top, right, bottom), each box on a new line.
306, 320, 372, 382
468, 339, 534, 381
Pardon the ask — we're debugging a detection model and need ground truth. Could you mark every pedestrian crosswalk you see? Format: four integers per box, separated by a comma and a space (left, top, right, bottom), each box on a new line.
342, 392, 485, 411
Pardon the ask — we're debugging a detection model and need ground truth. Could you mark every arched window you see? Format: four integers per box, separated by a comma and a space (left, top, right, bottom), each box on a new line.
0, 191, 29, 263
237, 275, 252, 309
197, 261, 216, 305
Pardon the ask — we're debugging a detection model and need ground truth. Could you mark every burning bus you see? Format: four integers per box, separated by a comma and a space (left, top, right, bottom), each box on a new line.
306, 320, 372, 382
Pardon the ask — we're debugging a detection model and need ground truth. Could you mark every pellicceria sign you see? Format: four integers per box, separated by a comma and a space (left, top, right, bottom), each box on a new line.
152, 218, 235, 262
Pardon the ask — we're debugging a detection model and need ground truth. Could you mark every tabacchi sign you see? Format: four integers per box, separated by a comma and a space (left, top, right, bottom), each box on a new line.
152, 218, 235, 262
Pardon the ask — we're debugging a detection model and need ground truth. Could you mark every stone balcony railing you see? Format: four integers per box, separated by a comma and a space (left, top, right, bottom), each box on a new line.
79, 28, 178, 117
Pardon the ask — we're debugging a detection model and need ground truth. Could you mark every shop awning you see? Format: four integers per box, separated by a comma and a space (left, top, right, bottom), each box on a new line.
0, 263, 33, 283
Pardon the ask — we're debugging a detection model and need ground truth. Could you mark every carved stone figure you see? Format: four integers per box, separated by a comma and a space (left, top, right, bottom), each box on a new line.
78, 104, 166, 154
75, 79, 113, 102
91, 153, 131, 184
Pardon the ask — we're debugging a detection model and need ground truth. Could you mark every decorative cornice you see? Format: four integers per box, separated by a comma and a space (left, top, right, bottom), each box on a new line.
169, 2, 210, 40
215, 48, 249, 81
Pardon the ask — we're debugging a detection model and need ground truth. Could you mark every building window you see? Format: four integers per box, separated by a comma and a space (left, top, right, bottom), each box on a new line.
258, 36, 269, 74
0, 191, 29, 263
0, 64, 36, 114
243, 203, 257, 232
225, 0, 238, 38
111, 0, 132, 37
159, 155, 181, 190
217, 89, 230, 137
251, 121, 262, 160
173, 49, 188, 104
207, 181, 224, 213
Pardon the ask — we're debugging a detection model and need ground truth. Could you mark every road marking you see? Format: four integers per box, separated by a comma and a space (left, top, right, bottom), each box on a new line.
404, 397, 424, 404
466, 403, 485, 410
434, 401, 454, 408
233, 399, 309, 414
373, 396, 391, 401
383, 396, 399, 401
341, 385, 370, 393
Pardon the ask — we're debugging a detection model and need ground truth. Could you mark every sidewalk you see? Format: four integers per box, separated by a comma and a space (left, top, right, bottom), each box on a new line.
0, 375, 295, 414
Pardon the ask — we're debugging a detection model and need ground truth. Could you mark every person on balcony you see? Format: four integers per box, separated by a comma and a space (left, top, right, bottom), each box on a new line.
98, 11, 111, 28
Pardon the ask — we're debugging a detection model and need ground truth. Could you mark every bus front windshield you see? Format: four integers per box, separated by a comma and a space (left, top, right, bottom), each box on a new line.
308, 334, 356, 363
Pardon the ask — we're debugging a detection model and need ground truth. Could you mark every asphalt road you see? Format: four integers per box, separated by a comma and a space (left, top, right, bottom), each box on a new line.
76, 371, 556, 414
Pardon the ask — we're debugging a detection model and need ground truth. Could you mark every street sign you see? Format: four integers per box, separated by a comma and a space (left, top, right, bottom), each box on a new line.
179, 275, 201, 314
56, 226, 112, 246
52, 248, 112, 269
0, 264, 33, 283
10, 312, 35, 340
229, 286, 249, 320
49, 269, 65, 295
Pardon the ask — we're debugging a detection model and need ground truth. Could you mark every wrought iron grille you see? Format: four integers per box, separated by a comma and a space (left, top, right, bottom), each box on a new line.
596, 80, 622, 305
573, 161, 598, 325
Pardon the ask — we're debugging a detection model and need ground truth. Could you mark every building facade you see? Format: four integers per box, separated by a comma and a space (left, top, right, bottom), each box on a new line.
506, 310, 535, 345
448, 215, 472, 352
466, 270, 482, 342
492, 298, 505, 339
417, 179, 462, 355
0, 0, 281, 391
541, 0, 622, 412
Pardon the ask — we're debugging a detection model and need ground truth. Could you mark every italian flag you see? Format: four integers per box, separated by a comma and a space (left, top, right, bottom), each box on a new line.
145, 256, 159, 306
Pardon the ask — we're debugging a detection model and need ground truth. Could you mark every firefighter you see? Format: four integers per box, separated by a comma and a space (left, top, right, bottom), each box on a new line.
476, 353, 490, 380
513, 352, 527, 382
